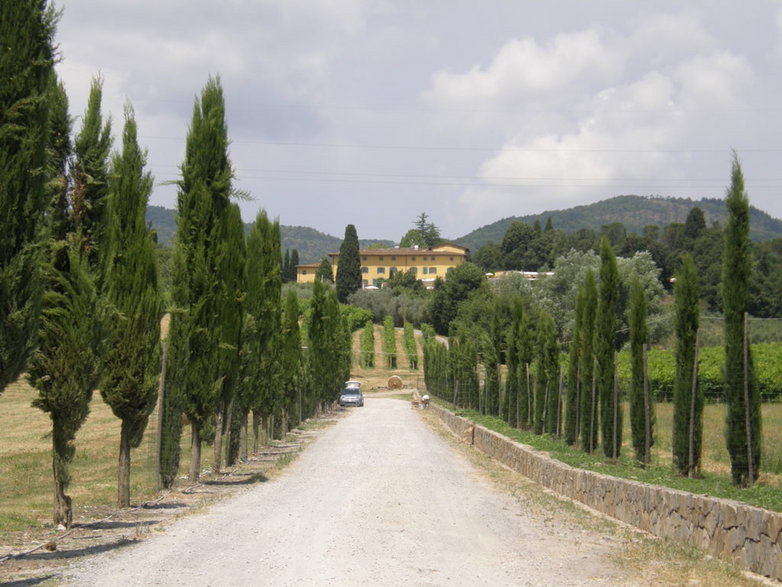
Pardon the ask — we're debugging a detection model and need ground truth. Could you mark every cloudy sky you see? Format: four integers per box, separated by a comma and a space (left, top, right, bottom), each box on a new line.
54, 0, 782, 241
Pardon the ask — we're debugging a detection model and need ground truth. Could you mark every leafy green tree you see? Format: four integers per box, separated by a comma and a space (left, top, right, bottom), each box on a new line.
335, 224, 361, 303
578, 270, 598, 452
595, 238, 622, 459
628, 274, 653, 465
672, 255, 700, 476
0, 0, 56, 393
316, 256, 334, 283
430, 262, 487, 335
722, 153, 761, 486
472, 242, 502, 273
500, 221, 538, 270
101, 105, 161, 507
401, 212, 442, 248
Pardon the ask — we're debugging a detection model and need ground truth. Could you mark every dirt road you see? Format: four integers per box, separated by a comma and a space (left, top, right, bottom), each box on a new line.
62, 397, 642, 586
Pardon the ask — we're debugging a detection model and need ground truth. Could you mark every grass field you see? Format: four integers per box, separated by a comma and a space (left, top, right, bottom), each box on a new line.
0, 379, 191, 533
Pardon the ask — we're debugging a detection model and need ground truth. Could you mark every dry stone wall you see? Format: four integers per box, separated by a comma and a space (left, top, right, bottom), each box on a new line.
429, 403, 782, 581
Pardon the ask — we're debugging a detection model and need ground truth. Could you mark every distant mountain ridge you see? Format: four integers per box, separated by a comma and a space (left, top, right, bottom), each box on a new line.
453, 195, 782, 252
146, 195, 782, 263
145, 206, 393, 264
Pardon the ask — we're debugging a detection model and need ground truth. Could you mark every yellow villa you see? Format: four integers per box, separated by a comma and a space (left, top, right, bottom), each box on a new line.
296, 243, 469, 288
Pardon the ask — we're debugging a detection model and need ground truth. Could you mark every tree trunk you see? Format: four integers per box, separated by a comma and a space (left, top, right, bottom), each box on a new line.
189, 426, 201, 482
239, 414, 248, 460
223, 399, 233, 466
213, 404, 224, 475
52, 431, 73, 528
118, 419, 132, 508
282, 409, 289, 437
643, 344, 651, 466
251, 411, 260, 455
262, 414, 270, 445
688, 330, 700, 478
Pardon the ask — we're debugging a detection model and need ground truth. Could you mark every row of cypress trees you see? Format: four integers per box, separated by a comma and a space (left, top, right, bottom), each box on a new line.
1, 5, 353, 526
423, 155, 761, 486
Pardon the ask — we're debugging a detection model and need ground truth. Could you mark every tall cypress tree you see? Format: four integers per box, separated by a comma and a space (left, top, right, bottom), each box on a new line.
722, 153, 761, 486
335, 223, 361, 303
672, 254, 700, 476
533, 310, 558, 435
629, 274, 653, 465
213, 203, 245, 472
504, 297, 523, 427
0, 0, 56, 393
579, 270, 598, 453
169, 77, 233, 482
564, 287, 584, 446
101, 105, 161, 507
595, 238, 622, 459
250, 211, 281, 447
280, 289, 302, 431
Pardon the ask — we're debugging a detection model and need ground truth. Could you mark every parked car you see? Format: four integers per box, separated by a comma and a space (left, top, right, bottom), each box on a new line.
339, 387, 364, 407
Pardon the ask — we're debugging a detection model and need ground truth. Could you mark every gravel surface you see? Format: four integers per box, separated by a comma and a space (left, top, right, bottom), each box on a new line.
63, 397, 635, 586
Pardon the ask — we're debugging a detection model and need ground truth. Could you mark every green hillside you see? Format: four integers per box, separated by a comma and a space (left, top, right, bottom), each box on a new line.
454, 195, 782, 252
145, 206, 393, 263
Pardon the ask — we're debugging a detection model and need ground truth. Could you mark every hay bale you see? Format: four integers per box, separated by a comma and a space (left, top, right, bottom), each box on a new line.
387, 375, 403, 389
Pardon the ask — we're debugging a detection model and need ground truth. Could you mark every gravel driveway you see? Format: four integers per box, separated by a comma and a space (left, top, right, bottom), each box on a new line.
63, 397, 637, 586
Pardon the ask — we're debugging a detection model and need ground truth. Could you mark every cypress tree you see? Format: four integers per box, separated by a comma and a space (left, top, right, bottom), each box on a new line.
722, 153, 761, 486
169, 77, 233, 482
289, 249, 300, 283
281, 249, 291, 283
213, 203, 245, 471
534, 311, 558, 435
579, 270, 598, 453
309, 279, 332, 411
564, 288, 584, 445
672, 254, 700, 476
595, 238, 622, 459
335, 224, 361, 303
101, 105, 161, 507
629, 274, 653, 465
316, 256, 334, 283
29, 244, 104, 527
0, 0, 56, 392
280, 289, 302, 431
251, 212, 281, 446
504, 297, 523, 428
360, 321, 375, 368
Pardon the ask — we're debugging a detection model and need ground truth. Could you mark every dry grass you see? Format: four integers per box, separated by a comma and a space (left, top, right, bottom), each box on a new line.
0, 379, 190, 532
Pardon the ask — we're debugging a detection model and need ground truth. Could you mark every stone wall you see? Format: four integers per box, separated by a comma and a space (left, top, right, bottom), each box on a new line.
429, 404, 782, 581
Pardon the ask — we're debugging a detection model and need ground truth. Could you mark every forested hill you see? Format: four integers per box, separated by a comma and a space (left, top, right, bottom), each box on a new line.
145, 206, 393, 263
454, 195, 782, 252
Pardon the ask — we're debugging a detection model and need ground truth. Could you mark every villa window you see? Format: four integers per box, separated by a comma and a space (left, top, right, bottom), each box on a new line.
377, 267, 385, 274
361, 267, 368, 274
422, 267, 428, 275
429, 267, 437, 274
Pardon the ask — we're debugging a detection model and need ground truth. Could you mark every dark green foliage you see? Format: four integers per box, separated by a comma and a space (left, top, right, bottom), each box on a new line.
166, 77, 234, 481
628, 274, 653, 465
316, 256, 333, 283
101, 105, 161, 505
335, 224, 361, 303
29, 244, 104, 526
672, 255, 700, 476
595, 238, 622, 458
564, 287, 583, 446
280, 289, 302, 428
383, 315, 397, 368
504, 297, 524, 427
534, 311, 558, 435
449, 333, 479, 409
360, 321, 375, 368
0, 0, 56, 392
308, 279, 344, 408
430, 262, 487, 335
722, 153, 761, 486
400, 212, 442, 248
578, 270, 598, 452
71, 77, 112, 269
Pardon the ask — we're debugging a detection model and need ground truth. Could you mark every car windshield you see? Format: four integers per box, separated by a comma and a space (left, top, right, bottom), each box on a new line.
341, 389, 360, 395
